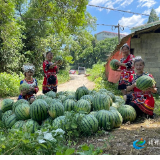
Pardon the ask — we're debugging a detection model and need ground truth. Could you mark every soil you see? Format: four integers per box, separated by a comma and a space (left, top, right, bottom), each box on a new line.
1, 73, 160, 155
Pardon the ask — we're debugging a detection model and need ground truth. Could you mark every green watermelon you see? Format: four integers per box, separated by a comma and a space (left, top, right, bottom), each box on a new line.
43, 97, 53, 105
96, 110, 115, 130
36, 95, 48, 99
80, 95, 93, 109
136, 75, 156, 91
75, 86, 89, 100
58, 95, 67, 103
89, 111, 98, 118
48, 102, 64, 119
80, 115, 99, 134
75, 99, 91, 113
30, 99, 48, 122
12, 99, 29, 112
19, 83, 30, 92
92, 94, 110, 111
1, 99, 14, 113
41, 117, 53, 127
12, 120, 26, 129
5, 114, 17, 128
110, 59, 119, 70
111, 102, 119, 109
52, 116, 66, 130
109, 109, 123, 128
56, 91, 65, 97
23, 119, 40, 133
2, 110, 13, 123
117, 105, 136, 122
55, 55, 63, 65
15, 103, 30, 120
106, 92, 116, 102
45, 91, 56, 99
63, 99, 76, 111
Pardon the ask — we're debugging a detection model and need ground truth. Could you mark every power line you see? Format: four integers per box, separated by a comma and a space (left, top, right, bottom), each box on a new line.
96, 23, 131, 28
88, 4, 150, 16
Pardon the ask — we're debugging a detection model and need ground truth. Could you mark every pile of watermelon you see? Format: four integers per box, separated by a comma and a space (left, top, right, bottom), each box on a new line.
0, 86, 137, 134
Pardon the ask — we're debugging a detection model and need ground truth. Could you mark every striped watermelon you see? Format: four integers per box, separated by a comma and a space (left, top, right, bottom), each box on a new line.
1, 99, 14, 113
2, 110, 13, 123
36, 95, 48, 99
75, 113, 85, 123
19, 83, 30, 92
58, 95, 67, 103
89, 111, 98, 118
99, 89, 108, 93
115, 96, 125, 106
12, 99, 29, 112
111, 103, 119, 109
63, 99, 76, 111
30, 99, 48, 122
43, 97, 53, 105
23, 119, 40, 133
56, 91, 65, 97
117, 105, 136, 122
136, 75, 156, 91
12, 120, 26, 129
80, 95, 93, 109
5, 114, 17, 128
52, 116, 66, 130
48, 102, 64, 119
89, 90, 97, 96
45, 91, 56, 99
109, 109, 123, 128
96, 110, 115, 130
92, 94, 110, 111
75, 86, 89, 100
55, 55, 63, 65
51, 98, 62, 104
15, 103, 30, 120
64, 95, 76, 101
76, 99, 91, 113
80, 115, 99, 134
110, 59, 119, 70
106, 92, 116, 102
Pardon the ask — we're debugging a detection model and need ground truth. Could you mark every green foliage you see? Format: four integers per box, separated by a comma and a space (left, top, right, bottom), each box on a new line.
57, 69, 70, 84
147, 8, 159, 23
87, 63, 122, 96
154, 98, 160, 116
0, 72, 24, 97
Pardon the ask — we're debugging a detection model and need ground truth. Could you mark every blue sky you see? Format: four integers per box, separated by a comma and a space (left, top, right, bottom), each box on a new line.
87, 0, 160, 36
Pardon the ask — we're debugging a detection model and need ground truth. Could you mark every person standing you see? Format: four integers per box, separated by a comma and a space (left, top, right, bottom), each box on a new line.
18, 63, 39, 103
115, 43, 135, 95
42, 51, 60, 94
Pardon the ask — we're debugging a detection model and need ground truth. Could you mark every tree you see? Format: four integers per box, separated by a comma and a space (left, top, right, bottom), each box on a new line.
147, 8, 159, 24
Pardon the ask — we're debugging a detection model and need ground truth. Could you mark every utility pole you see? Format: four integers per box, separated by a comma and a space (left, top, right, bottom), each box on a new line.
112, 24, 124, 44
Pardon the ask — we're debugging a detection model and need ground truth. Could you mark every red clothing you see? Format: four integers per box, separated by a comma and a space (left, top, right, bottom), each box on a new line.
129, 73, 155, 116
42, 60, 58, 92
118, 54, 135, 87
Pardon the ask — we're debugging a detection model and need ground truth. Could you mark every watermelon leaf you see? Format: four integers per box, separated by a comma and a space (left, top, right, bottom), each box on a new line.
81, 144, 90, 151
64, 148, 75, 155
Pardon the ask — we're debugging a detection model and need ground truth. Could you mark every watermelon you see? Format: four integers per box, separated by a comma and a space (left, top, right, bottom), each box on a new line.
56, 91, 65, 97
2, 110, 13, 123
80, 115, 99, 134
12, 120, 26, 129
110, 59, 119, 70
15, 103, 30, 120
55, 55, 63, 65
117, 105, 136, 122
136, 75, 156, 91
75, 99, 91, 113
48, 102, 64, 119
52, 116, 66, 130
80, 95, 93, 108
75, 86, 89, 100
89, 111, 98, 117
63, 99, 76, 111
75, 113, 85, 123
64, 95, 76, 101
45, 91, 56, 99
36, 95, 48, 99
1, 99, 14, 113
5, 114, 17, 128
89, 90, 97, 96
109, 109, 123, 128
30, 99, 48, 122
12, 99, 29, 112
106, 92, 116, 102
99, 89, 108, 93
92, 94, 110, 111
19, 83, 30, 92
111, 103, 119, 109
23, 119, 40, 133
96, 110, 115, 130
43, 97, 53, 105
51, 98, 62, 104
58, 95, 67, 103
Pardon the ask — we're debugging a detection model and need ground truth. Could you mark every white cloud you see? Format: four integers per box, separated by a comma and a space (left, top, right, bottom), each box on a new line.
138, 0, 156, 8
118, 15, 147, 28
143, 9, 151, 15
120, 0, 134, 7
155, 6, 160, 15
121, 32, 129, 35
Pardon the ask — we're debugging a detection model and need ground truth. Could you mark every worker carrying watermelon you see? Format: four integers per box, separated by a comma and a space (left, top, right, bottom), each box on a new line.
18, 63, 39, 103
42, 51, 63, 94
124, 56, 157, 118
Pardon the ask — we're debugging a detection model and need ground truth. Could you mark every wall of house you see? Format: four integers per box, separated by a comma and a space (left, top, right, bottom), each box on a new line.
131, 33, 160, 92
